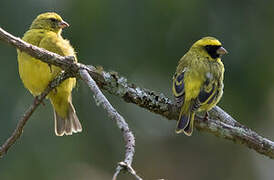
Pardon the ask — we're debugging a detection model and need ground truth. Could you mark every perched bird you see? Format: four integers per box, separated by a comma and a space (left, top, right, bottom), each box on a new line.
172, 37, 227, 136
17, 12, 82, 136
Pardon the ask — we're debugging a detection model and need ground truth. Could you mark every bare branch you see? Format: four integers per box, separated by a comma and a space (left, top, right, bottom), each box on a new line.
0, 26, 274, 162
79, 69, 142, 179
0, 72, 69, 157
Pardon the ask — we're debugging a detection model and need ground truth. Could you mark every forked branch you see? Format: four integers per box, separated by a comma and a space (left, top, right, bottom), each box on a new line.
0, 27, 142, 179
0, 72, 69, 157
80, 69, 142, 179
0, 26, 273, 176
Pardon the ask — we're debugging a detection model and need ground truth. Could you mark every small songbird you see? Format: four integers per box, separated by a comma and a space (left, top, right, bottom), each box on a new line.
17, 12, 82, 136
172, 37, 227, 136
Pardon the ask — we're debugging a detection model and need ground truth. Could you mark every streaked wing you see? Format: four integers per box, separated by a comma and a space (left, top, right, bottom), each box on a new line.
39, 32, 76, 58
193, 78, 219, 110
172, 70, 186, 106
172, 70, 185, 98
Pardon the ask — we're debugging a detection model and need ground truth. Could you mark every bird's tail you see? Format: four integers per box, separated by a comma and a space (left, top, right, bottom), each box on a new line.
176, 104, 195, 136
52, 100, 82, 136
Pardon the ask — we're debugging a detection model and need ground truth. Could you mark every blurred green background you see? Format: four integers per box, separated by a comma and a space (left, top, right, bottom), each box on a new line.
1, 0, 274, 179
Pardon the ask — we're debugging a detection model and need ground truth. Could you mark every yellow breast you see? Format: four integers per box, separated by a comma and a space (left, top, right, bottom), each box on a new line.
17, 52, 55, 96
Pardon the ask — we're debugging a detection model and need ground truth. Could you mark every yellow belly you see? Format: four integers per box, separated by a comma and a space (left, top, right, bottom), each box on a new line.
18, 51, 58, 96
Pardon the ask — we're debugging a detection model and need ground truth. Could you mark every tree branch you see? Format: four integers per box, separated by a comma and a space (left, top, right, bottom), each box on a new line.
0, 26, 274, 165
0, 72, 69, 157
79, 69, 142, 180
90, 67, 274, 159
0, 27, 142, 179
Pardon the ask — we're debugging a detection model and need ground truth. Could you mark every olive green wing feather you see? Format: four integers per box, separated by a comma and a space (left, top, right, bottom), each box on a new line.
38, 32, 77, 76
39, 32, 76, 59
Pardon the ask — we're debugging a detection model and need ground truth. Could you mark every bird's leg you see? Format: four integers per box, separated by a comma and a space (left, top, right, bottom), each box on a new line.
53, 88, 58, 94
41, 100, 46, 106
34, 96, 45, 106
34, 96, 39, 105
204, 111, 209, 121
48, 64, 52, 73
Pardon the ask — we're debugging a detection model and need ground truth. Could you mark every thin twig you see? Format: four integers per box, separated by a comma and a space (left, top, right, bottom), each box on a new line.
0, 72, 69, 157
79, 69, 142, 180
0, 26, 274, 159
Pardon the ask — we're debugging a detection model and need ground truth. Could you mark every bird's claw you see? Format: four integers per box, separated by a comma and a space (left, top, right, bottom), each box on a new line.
65, 56, 75, 63
204, 111, 209, 121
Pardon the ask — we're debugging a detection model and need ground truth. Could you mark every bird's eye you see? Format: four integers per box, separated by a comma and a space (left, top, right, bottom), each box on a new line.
49, 18, 58, 23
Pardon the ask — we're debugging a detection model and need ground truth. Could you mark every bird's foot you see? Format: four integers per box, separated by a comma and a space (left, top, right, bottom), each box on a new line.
65, 56, 75, 63
41, 100, 45, 106
33, 96, 39, 105
53, 88, 58, 94
48, 64, 52, 73
34, 96, 45, 106
204, 112, 209, 121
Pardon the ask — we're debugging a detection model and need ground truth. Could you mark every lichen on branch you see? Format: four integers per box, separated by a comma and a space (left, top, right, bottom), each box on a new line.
0, 26, 274, 162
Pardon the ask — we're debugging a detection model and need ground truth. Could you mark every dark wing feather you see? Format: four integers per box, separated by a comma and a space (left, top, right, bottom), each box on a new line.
172, 71, 186, 106
198, 84, 215, 103
173, 71, 185, 97
193, 79, 218, 111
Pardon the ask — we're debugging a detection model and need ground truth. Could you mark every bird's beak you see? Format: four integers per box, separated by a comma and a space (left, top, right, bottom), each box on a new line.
58, 20, 69, 29
217, 46, 228, 55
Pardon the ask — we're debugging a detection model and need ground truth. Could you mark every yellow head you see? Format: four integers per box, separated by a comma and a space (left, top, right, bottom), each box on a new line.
30, 12, 69, 33
190, 37, 228, 60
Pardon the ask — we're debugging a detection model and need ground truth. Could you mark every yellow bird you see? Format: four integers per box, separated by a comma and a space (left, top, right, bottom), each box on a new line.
17, 12, 82, 136
172, 37, 227, 136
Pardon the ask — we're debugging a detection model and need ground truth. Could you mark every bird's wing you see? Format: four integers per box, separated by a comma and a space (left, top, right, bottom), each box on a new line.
38, 32, 77, 77
193, 73, 219, 111
39, 32, 76, 58
172, 69, 186, 106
